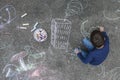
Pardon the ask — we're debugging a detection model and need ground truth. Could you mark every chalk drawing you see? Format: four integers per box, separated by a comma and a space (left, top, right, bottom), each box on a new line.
2, 51, 46, 80
29, 65, 47, 78
27, 51, 46, 65
97, 66, 120, 80
0, 5, 16, 29
28, 64, 64, 80
10, 51, 28, 71
103, 10, 120, 21
2, 64, 19, 80
65, 0, 83, 17
80, 20, 89, 38
103, 0, 120, 21
81, 0, 88, 9
51, 18, 72, 50
24, 45, 32, 54
80, 20, 99, 38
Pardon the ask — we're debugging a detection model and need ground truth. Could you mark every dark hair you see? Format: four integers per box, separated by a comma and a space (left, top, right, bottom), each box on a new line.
90, 30, 104, 48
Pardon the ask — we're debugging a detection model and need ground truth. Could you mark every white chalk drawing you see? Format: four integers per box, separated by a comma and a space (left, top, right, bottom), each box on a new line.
80, 20, 99, 38
0, 5, 16, 29
2, 49, 47, 80
51, 18, 72, 50
103, 10, 120, 21
81, 0, 88, 9
24, 45, 47, 68
10, 51, 28, 71
27, 51, 46, 66
96, 65, 120, 80
103, 0, 120, 21
2, 64, 19, 80
65, 0, 83, 18
80, 20, 89, 38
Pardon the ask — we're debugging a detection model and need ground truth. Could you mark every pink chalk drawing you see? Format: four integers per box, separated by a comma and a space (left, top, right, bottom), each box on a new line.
31, 69, 40, 77
10, 51, 28, 71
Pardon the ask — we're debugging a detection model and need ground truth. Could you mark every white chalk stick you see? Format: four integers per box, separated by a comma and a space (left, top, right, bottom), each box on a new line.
31, 22, 39, 32
21, 13, 27, 18
22, 23, 29, 26
6, 68, 11, 77
17, 27, 27, 29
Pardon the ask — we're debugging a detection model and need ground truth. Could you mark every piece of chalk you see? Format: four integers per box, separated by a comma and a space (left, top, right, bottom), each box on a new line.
21, 13, 27, 18
17, 27, 27, 29
22, 23, 29, 26
6, 68, 11, 77
0, 16, 2, 19
31, 22, 39, 32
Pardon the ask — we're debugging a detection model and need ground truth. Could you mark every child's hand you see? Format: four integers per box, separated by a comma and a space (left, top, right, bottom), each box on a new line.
74, 48, 81, 54
99, 26, 104, 32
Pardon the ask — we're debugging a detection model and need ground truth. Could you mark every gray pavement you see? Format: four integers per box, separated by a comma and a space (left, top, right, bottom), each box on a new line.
0, 0, 120, 80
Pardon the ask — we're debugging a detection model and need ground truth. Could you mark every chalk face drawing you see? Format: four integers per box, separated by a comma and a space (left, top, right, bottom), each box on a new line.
0, 5, 16, 29
51, 18, 72, 50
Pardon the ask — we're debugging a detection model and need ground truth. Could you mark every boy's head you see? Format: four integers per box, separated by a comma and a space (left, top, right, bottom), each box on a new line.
90, 30, 104, 48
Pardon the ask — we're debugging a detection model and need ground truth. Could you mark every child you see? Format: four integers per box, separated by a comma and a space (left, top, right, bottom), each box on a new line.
74, 27, 109, 65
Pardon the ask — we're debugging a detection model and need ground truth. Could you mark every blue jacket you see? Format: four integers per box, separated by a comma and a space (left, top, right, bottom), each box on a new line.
77, 32, 109, 65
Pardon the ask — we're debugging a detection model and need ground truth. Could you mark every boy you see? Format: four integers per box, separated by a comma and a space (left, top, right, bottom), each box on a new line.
74, 27, 109, 65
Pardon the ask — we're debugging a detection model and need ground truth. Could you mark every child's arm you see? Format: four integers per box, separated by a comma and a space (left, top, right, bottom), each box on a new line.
77, 52, 93, 64
101, 32, 109, 44
99, 26, 109, 43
